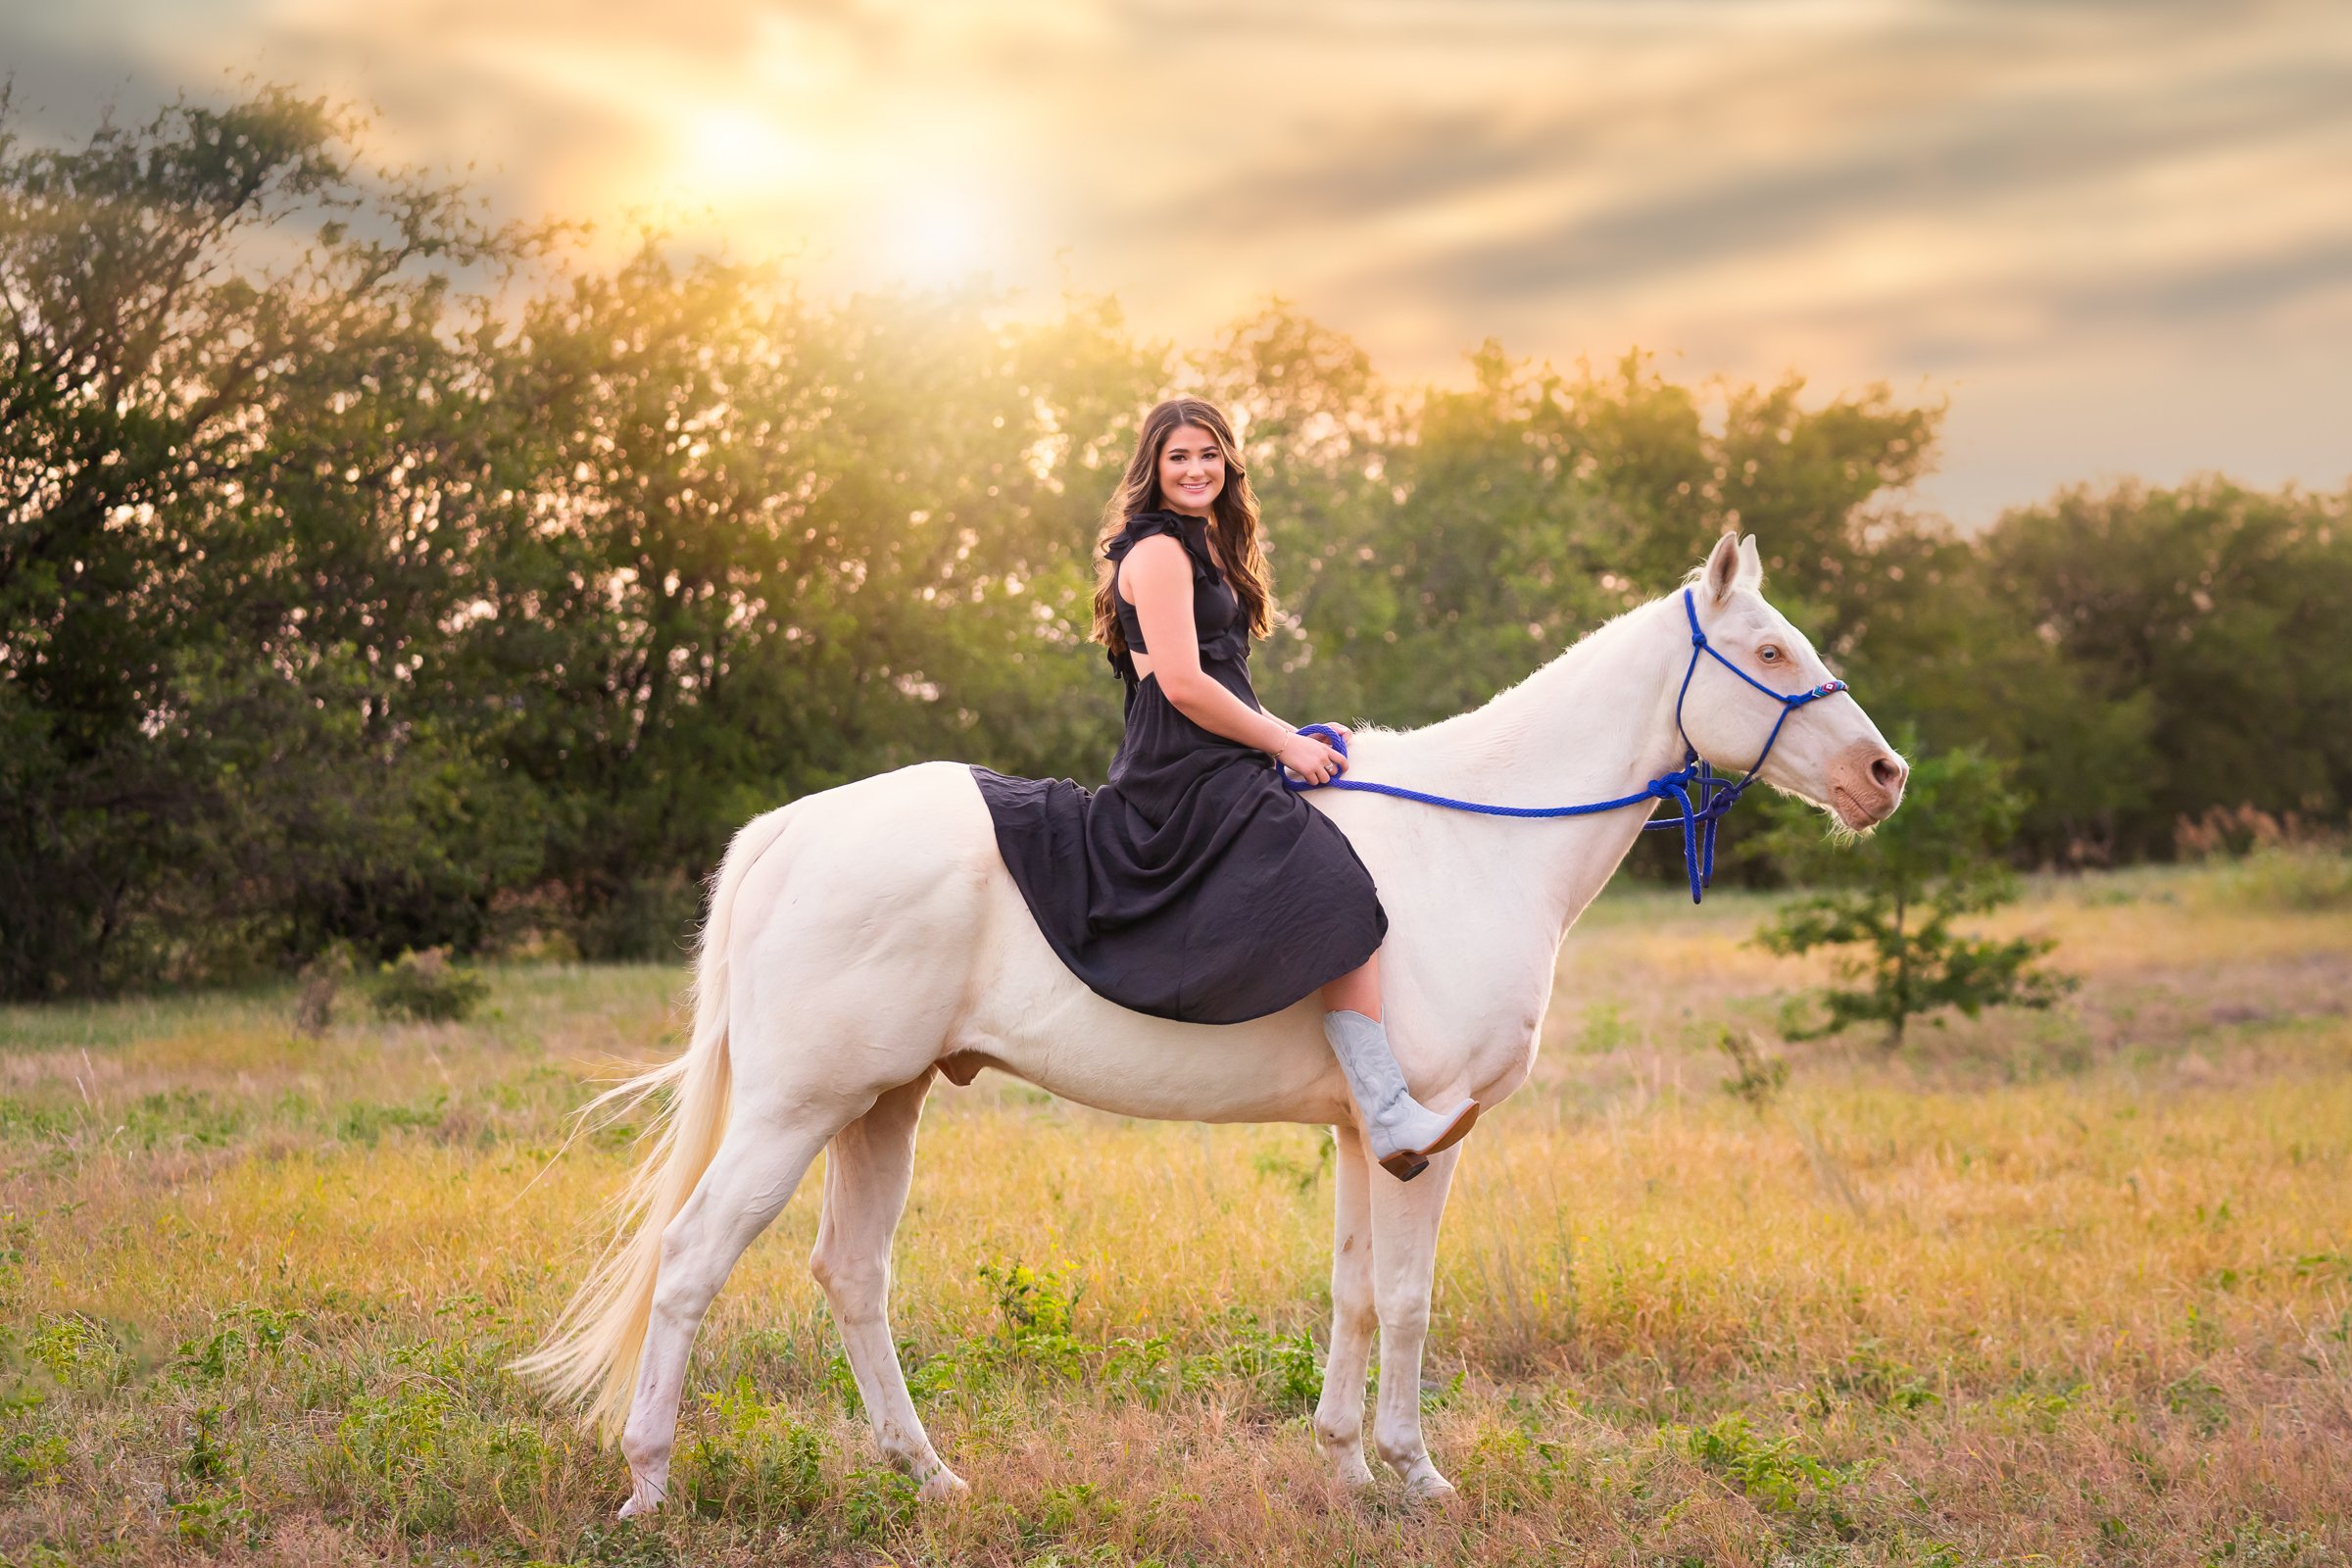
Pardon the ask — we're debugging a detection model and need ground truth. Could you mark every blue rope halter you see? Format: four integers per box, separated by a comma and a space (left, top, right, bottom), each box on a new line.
1280, 588, 1850, 903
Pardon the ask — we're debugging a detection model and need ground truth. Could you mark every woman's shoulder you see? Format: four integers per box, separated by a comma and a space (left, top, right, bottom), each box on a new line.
1105, 508, 1200, 550
1105, 510, 1216, 573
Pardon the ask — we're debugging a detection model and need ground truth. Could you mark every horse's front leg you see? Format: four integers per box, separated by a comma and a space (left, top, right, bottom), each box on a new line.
1368, 1140, 1463, 1502
1312, 1123, 1377, 1490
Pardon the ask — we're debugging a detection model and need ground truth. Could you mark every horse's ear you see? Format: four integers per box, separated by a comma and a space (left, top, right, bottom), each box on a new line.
1737, 533, 1764, 591
1702, 530, 1740, 603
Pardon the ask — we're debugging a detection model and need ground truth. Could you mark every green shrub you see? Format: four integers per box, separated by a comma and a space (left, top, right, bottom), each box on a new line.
2178, 805, 2352, 911
0, 1429, 70, 1487
1757, 743, 2075, 1046
1212, 1306, 1324, 1408
675, 1375, 828, 1524
366, 948, 489, 1023
324, 1384, 460, 1534
842, 1463, 919, 1538
170, 1494, 258, 1548
1680, 1412, 1872, 1529
2210, 843, 2352, 912
291, 940, 357, 1037
1714, 1027, 1788, 1113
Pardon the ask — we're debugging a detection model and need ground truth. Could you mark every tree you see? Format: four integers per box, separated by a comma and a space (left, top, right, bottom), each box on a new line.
0, 83, 528, 995
1753, 745, 2074, 1045
465, 254, 1154, 951
1976, 479, 2352, 861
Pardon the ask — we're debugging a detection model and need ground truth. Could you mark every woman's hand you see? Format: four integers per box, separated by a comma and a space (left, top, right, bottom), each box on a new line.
1275, 730, 1348, 785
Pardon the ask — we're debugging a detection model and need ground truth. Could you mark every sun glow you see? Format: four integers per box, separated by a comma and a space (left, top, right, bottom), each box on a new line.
678, 107, 810, 199
883, 191, 993, 286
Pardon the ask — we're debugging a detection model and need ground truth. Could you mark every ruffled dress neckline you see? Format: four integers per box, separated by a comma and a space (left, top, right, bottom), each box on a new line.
1126, 508, 1227, 579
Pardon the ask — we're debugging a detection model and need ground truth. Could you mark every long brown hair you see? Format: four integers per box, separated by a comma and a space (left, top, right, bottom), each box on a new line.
1090, 398, 1276, 666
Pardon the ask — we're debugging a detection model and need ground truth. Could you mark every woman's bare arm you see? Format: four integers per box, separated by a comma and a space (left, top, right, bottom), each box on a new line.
1120, 536, 1347, 782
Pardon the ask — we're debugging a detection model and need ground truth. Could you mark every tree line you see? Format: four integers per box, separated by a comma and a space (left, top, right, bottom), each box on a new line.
4, 85, 2346, 998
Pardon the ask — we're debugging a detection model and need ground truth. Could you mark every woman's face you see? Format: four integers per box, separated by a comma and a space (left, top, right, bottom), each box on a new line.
1156, 423, 1226, 517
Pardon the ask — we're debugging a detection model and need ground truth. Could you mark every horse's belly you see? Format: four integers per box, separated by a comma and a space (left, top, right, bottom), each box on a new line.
960, 1016, 1349, 1125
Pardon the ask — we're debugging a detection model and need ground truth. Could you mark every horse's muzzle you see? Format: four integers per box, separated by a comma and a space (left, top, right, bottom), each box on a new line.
1828, 741, 1907, 829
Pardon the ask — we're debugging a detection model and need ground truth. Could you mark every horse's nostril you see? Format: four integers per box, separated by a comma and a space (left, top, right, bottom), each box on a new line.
1870, 756, 1905, 792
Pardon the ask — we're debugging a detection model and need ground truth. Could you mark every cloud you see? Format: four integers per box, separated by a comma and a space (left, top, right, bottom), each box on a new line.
3, 0, 2347, 521
1344, 62, 2342, 300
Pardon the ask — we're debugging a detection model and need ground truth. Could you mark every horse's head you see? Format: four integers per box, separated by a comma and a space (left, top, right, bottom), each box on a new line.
1677, 532, 1906, 831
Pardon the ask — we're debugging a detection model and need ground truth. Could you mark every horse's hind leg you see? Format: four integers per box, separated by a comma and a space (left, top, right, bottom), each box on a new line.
809, 1068, 966, 1499
618, 1107, 841, 1517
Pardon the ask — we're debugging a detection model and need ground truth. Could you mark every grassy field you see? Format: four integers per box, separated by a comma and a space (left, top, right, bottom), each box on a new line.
2, 863, 2348, 1566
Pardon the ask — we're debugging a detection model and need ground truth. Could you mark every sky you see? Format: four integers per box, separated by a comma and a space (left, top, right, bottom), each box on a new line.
5, 0, 2349, 525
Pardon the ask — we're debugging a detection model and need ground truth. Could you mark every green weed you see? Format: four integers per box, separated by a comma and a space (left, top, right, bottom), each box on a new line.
122, 1090, 243, 1150
174, 1304, 303, 1383
1680, 1413, 1872, 1534
337, 1094, 449, 1145
676, 1374, 827, 1524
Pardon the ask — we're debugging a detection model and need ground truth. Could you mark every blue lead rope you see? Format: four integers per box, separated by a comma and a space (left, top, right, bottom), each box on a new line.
1279, 589, 1849, 904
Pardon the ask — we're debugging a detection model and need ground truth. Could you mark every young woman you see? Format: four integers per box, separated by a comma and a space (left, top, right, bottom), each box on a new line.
968, 397, 1478, 1180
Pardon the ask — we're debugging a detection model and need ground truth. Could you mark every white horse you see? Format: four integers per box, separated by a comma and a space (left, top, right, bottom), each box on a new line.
514, 531, 1907, 1513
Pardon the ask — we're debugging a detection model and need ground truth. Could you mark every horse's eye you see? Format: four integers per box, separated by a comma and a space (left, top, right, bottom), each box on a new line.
1759, 645, 1782, 662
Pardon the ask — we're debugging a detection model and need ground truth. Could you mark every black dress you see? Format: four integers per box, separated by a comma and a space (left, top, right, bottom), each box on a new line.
969, 510, 1389, 1023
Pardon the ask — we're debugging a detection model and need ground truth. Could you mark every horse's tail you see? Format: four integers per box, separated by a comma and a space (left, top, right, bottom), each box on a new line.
511, 804, 796, 1437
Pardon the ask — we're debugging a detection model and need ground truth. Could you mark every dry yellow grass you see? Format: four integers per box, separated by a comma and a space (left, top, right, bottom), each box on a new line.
1, 865, 2347, 1564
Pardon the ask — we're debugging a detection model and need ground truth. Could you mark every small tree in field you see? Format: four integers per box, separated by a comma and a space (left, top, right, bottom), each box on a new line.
1755, 745, 2074, 1046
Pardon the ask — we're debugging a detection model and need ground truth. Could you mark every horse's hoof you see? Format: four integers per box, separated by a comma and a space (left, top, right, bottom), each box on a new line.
1331, 1456, 1377, 1493
917, 1466, 970, 1503
1402, 1466, 1458, 1506
617, 1473, 667, 1520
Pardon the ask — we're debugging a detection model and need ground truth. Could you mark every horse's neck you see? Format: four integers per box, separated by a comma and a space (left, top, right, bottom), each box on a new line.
1367, 596, 1689, 937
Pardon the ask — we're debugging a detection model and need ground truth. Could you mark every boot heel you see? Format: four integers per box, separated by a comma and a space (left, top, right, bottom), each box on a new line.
1376, 1102, 1479, 1183
1381, 1151, 1431, 1182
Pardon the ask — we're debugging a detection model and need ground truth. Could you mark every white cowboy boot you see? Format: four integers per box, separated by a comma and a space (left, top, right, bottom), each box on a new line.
1322, 1008, 1480, 1182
